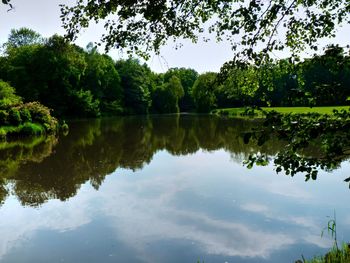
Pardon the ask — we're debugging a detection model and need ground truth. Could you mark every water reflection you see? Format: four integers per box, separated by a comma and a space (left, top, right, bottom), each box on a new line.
0, 115, 287, 207
0, 115, 349, 263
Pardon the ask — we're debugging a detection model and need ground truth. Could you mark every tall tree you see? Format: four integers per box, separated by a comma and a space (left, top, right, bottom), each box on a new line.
82, 45, 123, 115
115, 59, 152, 115
152, 75, 184, 113
192, 72, 218, 113
164, 68, 198, 112
4, 28, 43, 51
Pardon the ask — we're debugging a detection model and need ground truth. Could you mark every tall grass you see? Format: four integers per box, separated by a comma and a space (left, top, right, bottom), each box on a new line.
304, 243, 350, 263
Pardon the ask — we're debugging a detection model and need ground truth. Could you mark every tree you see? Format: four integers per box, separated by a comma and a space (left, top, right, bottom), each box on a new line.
82, 45, 123, 115
4, 28, 43, 51
151, 75, 184, 113
299, 45, 350, 106
0, 80, 22, 109
34, 35, 87, 116
1, 34, 88, 117
115, 59, 152, 115
163, 68, 198, 112
59, 0, 350, 68
192, 72, 217, 113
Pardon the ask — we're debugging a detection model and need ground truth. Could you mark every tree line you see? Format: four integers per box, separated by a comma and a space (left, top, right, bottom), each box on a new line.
0, 28, 349, 119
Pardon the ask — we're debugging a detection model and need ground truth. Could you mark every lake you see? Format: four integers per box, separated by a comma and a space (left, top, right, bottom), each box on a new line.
0, 115, 349, 263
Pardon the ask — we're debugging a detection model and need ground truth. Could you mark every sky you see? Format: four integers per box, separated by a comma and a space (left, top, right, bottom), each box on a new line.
0, 0, 349, 73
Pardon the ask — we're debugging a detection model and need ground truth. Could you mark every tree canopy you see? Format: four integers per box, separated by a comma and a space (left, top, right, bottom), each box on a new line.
58, 0, 349, 68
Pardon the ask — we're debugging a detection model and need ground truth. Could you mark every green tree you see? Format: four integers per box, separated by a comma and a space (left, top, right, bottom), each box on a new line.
164, 68, 198, 112
115, 58, 152, 115
82, 45, 123, 115
192, 72, 217, 113
151, 75, 184, 113
4, 28, 43, 51
299, 45, 350, 106
223, 66, 260, 106
68, 89, 100, 117
0, 80, 22, 109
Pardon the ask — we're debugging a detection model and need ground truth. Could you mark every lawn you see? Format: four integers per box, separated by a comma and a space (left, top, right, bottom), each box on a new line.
213, 106, 350, 117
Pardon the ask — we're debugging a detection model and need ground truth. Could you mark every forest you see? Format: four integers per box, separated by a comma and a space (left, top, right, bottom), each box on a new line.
0, 28, 349, 121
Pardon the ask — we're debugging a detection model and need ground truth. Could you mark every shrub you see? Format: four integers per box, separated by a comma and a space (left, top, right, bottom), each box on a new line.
69, 89, 101, 117
23, 102, 58, 132
20, 123, 44, 136
0, 110, 9, 125
0, 128, 6, 140
101, 100, 123, 115
0, 80, 22, 109
20, 108, 32, 122
219, 110, 229, 116
8, 108, 22, 125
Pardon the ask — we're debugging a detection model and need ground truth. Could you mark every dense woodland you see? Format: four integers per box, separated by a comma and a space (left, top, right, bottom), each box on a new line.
0, 28, 349, 119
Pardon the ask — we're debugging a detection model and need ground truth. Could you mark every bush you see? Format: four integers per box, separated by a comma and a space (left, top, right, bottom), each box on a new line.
219, 110, 229, 116
20, 108, 32, 122
101, 100, 123, 115
23, 102, 58, 132
0, 128, 6, 140
20, 122, 44, 136
69, 89, 101, 117
8, 108, 22, 125
0, 80, 22, 109
0, 110, 9, 125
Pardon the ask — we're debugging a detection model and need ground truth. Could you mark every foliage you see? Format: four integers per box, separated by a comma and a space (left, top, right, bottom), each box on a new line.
301, 213, 350, 263
220, 45, 350, 108
299, 45, 350, 106
157, 75, 184, 113
0, 80, 22, 109
1, 28, 349, 118
212, 106, 350, 117
8, 108, 21, 125
242, 108, 350, 184
19, 107, 32, 122
82, 45, 123, 113
19, 123, 45, 136
0, 81, 58, 137
164, 68, 198, 112
68, 89, 100, 117
60, 0, 350, 69
115, 58, 152, 115
21, 102, 58, 133
3, 28, 43, 51
192, 72, 218, 113
303, 243, 350, 263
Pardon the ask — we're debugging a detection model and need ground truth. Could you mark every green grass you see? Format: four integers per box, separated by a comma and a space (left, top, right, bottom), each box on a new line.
213, 106, 350, 118
302, 243, 350, 263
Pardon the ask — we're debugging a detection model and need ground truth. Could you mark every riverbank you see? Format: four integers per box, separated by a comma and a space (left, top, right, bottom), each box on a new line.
212, 106, 350, 118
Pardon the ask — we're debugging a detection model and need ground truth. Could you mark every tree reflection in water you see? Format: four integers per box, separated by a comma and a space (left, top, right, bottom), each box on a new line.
0, 115, 344, 207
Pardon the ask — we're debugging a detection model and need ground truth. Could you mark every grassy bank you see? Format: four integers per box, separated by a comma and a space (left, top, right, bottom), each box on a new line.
212, 106, 350, 118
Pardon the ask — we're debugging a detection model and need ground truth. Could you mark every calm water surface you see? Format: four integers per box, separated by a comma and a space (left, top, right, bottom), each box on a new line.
0, 115, 349, 263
